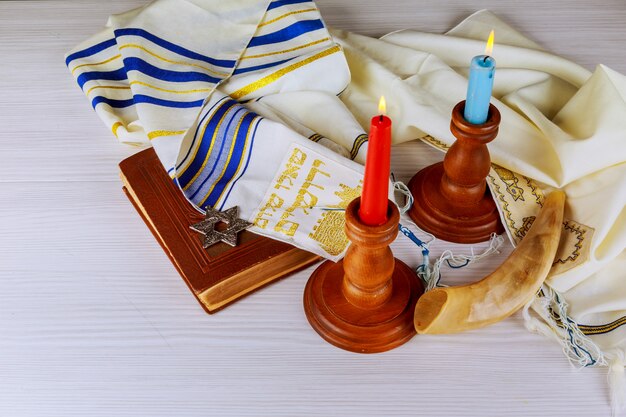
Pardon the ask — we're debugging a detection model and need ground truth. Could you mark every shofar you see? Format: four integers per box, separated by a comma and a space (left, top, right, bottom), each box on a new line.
414, 190, 566, 334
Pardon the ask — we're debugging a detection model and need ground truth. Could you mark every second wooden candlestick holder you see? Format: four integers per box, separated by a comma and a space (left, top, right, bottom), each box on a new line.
303, 198, 424, 353
408, 100, 504, 243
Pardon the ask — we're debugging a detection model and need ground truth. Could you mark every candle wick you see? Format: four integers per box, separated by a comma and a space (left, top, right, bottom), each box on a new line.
379, 114, 383, 122
483, 55, 488, 63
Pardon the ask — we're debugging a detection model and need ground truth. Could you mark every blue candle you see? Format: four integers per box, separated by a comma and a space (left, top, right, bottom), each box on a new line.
464, 31, 496, 125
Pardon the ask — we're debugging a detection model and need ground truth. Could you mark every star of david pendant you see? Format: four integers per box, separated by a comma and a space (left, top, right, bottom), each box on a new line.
190, 206, 252, 249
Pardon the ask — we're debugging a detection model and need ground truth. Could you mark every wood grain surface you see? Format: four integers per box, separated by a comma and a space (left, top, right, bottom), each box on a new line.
1, 1, 624, 416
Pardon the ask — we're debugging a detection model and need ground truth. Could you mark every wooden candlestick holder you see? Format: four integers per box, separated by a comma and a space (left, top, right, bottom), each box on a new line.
303, 198, 424, 353
408, 100, 504, 243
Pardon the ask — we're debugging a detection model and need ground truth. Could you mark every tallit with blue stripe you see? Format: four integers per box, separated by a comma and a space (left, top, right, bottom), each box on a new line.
67, 0, 372, 261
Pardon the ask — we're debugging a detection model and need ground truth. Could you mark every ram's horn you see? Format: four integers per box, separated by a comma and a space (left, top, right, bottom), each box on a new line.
414, 190, 565, 334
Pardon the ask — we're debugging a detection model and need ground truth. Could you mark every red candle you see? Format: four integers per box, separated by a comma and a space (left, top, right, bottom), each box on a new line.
359, 96, 392, 226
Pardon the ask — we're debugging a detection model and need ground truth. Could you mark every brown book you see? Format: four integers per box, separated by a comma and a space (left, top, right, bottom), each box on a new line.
119, 148, 320, 313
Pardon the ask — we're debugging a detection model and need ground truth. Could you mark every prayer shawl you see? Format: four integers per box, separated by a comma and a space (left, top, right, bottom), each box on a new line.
66, 0, 373, 261
67, 2, 625, 411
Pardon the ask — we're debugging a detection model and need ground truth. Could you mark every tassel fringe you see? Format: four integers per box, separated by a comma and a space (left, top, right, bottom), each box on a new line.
523, 285, 626, 415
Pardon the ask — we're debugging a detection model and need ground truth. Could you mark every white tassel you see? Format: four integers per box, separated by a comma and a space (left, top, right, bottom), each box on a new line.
523, 285, 606, 368
522, 297, 568, 347
392, 179, 504, 291
393, 180, 414, 215
421, 233, 504, 291
607, 350, 626, 417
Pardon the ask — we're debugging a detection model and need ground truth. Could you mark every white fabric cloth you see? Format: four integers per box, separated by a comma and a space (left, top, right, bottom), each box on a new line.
66, 0, 374, 261
334, 10, 625, 412
68, 2, 625, 410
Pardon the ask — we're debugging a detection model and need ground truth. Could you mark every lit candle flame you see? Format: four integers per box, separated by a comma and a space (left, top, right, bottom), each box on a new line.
378, 96, 387, 115
485, 30, 495, 56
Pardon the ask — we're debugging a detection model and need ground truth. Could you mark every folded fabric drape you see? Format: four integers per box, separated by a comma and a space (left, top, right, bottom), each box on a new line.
67, 2, 625, 410
66, 0, 374, 261
334, 10, 625, 411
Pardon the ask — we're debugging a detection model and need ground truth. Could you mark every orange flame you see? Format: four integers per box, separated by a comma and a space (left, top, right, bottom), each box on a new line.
485, 30, 495, 55
378, 96, 387, 115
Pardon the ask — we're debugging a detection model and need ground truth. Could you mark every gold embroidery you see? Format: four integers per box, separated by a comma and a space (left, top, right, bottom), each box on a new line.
349, 134, 368, 160
111, 121, 123, 138
487, 172, 519, 236
488, 162, 593, 275
147, 130, 186, 140
493, 165, 525, 202
255, 148, 309, 233
486, 164, 556, 247
331, 183, 363, 209
579, 316, 626, 335
309, 183, 362, 256
553, 220, 589, 266
86, 85, 131, 96
71, 54, 121, 75
481, 157, 593, 277
308, 133, 323, 142
230, 45, 341, 99
275, 148, 307, 190
516, 216, 536, 240
87, 82, 212, 96
129, 80, 212, 95
487, 165, 547, 243
274, 159, 330, 237
254, 193, 285, 229
525, 177, 544, 206
420, 135, 450, 151
274, 216, 300, 236
308, 211, 347, 256
257, 8, 319, 28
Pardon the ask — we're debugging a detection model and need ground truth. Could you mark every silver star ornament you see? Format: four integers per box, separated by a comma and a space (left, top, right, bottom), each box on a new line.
190, 206, 252, 248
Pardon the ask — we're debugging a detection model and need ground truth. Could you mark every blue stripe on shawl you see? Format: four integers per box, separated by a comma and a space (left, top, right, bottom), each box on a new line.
77, 67, 127, 89
123, 57, 222, 83
92, 94, 204, 109
66, 38, 117, 66
91, 96, 135, 108
175, 97, 229, 171
267, 0, 313, 11
200, 112, 258, 208
218, 118, 261, 210
133, 94, 205, 108
114, 28, 236, 68
177, 99, 238, 188
188, 107, 247, 200
233, 57, 295, 75
247, 19, 324, 48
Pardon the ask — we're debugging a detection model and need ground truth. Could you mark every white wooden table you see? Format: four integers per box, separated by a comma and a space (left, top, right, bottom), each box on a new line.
1, 1, 624, 416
